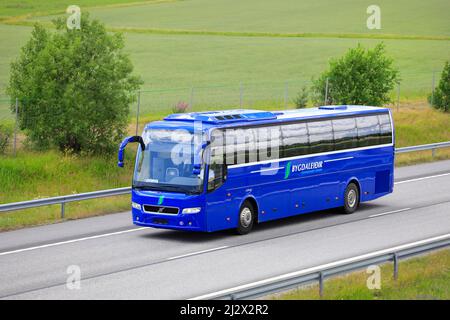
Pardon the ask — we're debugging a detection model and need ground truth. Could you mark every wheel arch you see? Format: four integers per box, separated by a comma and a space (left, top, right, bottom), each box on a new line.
240, 196, 259, 224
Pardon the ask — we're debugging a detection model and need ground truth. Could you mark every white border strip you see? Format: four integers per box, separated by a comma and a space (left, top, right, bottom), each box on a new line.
228, 144, 393, 169
189, 233, 450, 300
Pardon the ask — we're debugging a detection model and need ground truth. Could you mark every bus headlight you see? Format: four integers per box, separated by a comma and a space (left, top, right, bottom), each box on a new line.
131, 202, 141, 210
182, 207, 201, 214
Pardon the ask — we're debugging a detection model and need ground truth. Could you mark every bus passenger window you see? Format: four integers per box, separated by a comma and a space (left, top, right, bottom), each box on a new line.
356, 116, 381, 147
307, 120, 334, 153
378, 114, 393, 144
332, 118, 358, 150
281, 123, 309, 157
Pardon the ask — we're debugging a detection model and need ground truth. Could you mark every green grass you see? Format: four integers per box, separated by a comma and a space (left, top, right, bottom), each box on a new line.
0, 0, 172, 20
272, 249, 450, 300
30, 0, 450, 37
0, 23, 448, 109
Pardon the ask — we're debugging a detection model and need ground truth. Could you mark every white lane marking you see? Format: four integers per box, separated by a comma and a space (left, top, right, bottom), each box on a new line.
369, 208, 411, 218
189, 233, 450, 300
166, 246, 229, 261
324, 156, 354, 163
395, 172, 450, 185
0, 227, 148, 257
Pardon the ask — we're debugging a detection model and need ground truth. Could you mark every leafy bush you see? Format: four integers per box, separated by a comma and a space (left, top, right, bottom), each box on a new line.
293, 87, 309, 109
172, 101, 189, 113
311, 43, 399, 106
7, 14, 142, 154
0, 124, 13, 154
429, 61, 449, 112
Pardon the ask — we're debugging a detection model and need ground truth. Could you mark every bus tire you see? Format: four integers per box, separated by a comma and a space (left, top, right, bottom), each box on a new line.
343, 182, 359, 214
236, 201, 255, 235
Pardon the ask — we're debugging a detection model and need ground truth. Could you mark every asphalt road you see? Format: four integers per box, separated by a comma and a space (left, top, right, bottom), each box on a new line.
0, 160, 449, 299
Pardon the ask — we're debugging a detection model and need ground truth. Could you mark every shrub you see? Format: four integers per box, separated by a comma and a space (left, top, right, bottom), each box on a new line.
0, 124, 13, 154
311, 43, 399, 106
7, 14, 142, 154
293, 87, 309, 109
172, 101, 189, 113
428, 61, 449, 112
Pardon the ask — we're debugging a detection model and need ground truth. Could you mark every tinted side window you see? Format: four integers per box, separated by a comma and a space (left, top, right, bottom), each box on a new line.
332, 118, 358, 150
234, 128, 257, 164
378, 114, 392, 144
281, 122, 309, 157
356, 116, 380, 147
210, 130, 225, 165
308, 120, 334, 153
255, 125, 282, 161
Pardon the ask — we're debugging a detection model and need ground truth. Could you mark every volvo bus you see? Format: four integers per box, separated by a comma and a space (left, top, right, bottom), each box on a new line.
118, 105, 394, 234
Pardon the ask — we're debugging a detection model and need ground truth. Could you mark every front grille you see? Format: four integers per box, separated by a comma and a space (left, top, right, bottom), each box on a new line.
143, 205, 179, 215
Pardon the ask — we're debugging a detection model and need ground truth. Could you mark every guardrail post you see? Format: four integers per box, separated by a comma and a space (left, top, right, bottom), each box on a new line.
61, 202, 65, 219
393, 253, 399, 280
432, 148, 436, 159
319, 272, 324, 298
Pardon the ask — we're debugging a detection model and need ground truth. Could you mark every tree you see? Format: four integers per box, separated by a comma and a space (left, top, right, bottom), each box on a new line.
429, 61, 449, 112
7, 14, 142, 153
311, 43, 399, 106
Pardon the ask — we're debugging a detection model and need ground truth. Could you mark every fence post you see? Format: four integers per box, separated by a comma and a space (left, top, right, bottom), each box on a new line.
324, 78, 329, 105
396, 83, 400, 112
13, 97, 18, 157
239, 83, 243, 107
190, 87, 195, 109
431, 71, 436, 106
284, 81, 289, 109
135, 90, 141, 136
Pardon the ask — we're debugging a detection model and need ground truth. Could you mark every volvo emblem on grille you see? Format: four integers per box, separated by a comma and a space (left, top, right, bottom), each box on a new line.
158, 207, 164, 213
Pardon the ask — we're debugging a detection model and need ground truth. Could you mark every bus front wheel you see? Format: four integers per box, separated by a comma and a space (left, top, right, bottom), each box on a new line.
236, 201, 255, 235
343, 182, 359, 214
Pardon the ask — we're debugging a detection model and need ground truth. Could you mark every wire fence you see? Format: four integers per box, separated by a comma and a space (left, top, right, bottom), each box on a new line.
0, 70, 442, 156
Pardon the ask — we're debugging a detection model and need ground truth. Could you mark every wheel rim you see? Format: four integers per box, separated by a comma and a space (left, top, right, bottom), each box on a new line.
240, 207, 252, 228
347, 189, 357, 208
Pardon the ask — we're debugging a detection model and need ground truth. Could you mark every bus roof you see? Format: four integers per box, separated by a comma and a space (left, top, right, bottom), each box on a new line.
144, 105, 390, 132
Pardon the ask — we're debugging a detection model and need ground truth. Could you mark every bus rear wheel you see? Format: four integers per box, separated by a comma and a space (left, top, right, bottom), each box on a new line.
343, 182, 359, 214
236, 201, 255, 235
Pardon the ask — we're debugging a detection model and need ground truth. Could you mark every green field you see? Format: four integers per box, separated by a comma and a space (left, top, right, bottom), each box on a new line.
272, 249, 450, 300
0, 0, 449, 101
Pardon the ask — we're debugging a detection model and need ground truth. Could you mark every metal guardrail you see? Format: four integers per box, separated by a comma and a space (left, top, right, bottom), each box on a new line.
190, 234, 450, 300
0, 141, 449, 217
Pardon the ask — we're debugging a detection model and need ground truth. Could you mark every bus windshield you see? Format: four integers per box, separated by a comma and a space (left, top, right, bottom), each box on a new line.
133, 129, 204, 194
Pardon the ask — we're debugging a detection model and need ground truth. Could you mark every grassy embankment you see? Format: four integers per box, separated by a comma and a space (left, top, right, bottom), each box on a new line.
271, 249, 450, 300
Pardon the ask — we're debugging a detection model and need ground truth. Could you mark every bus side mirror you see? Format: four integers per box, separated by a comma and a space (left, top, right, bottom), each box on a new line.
118, 136, 145, 168
192, 164, 201, 175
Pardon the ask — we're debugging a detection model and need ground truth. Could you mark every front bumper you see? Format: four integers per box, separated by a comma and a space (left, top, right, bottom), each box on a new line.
132, 208, 204, 231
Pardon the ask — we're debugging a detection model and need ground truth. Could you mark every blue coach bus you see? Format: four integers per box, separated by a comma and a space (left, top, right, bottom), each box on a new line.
118, 105, 394, 234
